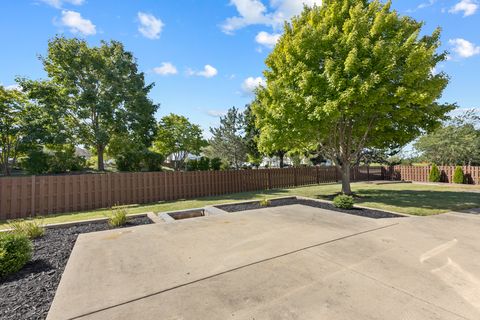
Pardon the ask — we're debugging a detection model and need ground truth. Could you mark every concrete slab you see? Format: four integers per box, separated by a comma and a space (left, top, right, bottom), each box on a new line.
47, 205, 480, 320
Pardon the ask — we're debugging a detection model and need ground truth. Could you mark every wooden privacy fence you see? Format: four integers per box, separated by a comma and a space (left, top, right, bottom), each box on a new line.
0, 166, 382, 220
386, 165, 480, 185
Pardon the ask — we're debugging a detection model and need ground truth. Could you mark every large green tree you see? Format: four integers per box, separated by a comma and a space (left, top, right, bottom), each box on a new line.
209, 107, 247, 169
253, 0, 452, 194
1, 86, 27, 175
0, 86, 46, 175
153, 114, 206, 170
29, 37, 158, 171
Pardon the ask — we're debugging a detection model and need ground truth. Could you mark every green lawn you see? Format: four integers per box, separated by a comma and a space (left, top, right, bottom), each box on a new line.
1, 182, 479, 229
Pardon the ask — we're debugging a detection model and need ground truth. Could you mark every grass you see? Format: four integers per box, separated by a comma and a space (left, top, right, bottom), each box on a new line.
1, 181, 479, 229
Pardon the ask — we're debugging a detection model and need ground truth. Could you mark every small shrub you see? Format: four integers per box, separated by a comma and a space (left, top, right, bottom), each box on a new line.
428, 164, 441, 182
0, 232, 32, 278
259, 198, 271, 207
108, 207, 128, 228
452, 166, 465, 184
8, 219, 45, 239
333, 194, 355, 209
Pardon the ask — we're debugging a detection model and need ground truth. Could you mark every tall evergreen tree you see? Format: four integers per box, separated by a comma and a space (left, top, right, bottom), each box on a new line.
209, 107, 247, 169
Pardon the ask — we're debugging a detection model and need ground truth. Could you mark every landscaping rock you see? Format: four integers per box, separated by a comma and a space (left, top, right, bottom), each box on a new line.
0, 217, 151, 320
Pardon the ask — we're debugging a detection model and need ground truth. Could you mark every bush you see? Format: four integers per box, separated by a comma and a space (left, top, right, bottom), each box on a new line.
186, 159, 198, 171
21, 146, 86, 174
333, 194, 355, 209
143, 151, 164, 172
197, 157, 210, 171
210, 157, 222, 171
428, 164, 441, 182
115, 150, 143, 172
0, 232, 32, 278
259, 198, 271, 207
452, 166, 464, 184
8, 219, 45, 239
108, 207, 128, 228
21, 149, 51, 174
49, 147, 86, 173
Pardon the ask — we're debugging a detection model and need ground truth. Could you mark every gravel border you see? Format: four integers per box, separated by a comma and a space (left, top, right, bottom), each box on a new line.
215, 198, 404, 219
0, 217, 152, 320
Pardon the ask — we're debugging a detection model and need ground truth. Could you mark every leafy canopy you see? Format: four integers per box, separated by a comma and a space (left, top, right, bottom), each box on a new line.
0, 86, 48, 175
153, 114, 206, 170
415, 111, 480, 165
253, 0, 452, 193
25, 36, 158, 170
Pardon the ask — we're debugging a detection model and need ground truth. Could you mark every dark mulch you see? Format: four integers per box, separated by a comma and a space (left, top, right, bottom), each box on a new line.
0, 217, 152, 320
216, 197, 404, 219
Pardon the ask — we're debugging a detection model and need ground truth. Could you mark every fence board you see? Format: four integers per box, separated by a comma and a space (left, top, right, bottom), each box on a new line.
5, 165, 476, 220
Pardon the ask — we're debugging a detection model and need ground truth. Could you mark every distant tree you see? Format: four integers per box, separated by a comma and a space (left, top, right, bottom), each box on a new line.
25, 37, 158, 171
253, 1, 451, 194
415, 111, 480, 165
209, 107, 247, 169
153, 114, 206, 171
358, 148, 402, 166
244, 105, 263, 168
0, 86, 45, 175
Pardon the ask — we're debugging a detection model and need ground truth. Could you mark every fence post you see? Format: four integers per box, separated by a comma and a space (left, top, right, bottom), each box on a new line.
316, 166, 320, 184
367, 166, 370, 181
294, 169, 298, 186
267, 170, 272, 190
31, 175, 35, 216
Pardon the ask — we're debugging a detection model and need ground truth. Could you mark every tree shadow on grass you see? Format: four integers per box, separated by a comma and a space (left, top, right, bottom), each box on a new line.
350, 189, 480, 213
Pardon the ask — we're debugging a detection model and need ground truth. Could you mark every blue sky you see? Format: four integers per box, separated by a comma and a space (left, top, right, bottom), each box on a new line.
1, 0, 479, 137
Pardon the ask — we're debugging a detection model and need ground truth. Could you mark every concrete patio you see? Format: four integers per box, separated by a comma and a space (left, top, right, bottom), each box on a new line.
47, 203, 480, 320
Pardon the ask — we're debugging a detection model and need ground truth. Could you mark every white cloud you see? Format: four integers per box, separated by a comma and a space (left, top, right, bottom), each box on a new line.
221, 0, 270, 34
221, 0, 321, 34
207, 110, 227, 117
60, 10, 96, 36
255, 31, 281, 48
2, 84, 21, 91
242, 76, 266, 94
449, 0, 478, 16
153, 62, 178, 76
188, 65, 218, 78
449, 38, 480, 58
41, 0, 84, 9
137, 12, 164, 39
417, 0, 437, 9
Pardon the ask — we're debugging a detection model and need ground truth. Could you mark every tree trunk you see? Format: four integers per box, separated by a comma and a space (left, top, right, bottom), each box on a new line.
1, 161, 9, 176
279, 153, 284, 168
97, 145, 105, 171
340, 164, 352, 195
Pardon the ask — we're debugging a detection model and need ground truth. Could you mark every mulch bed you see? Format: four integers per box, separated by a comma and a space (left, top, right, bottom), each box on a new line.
0, 217, 152, 320
216, 197, 404, 219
